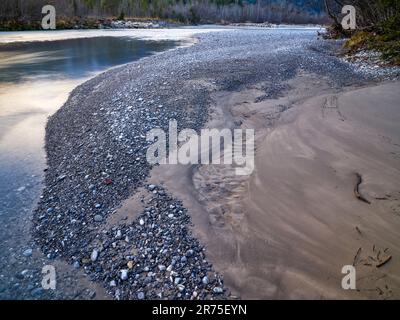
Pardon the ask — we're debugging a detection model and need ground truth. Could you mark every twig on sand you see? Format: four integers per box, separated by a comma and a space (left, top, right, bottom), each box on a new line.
376, 255, 392, 268
355, 226, 362, 235
354, 173, 371, 204
353, 247, 362, 266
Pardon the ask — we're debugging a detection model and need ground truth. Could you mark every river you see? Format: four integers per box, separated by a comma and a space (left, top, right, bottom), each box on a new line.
0, 29, 186, 299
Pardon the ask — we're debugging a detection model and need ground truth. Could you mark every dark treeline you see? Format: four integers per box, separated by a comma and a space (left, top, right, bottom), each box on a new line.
0, 0, 328, 26
324, 0, 399, 28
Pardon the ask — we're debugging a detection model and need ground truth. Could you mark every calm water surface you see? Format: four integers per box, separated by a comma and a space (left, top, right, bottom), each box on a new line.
0, 35, 178, 218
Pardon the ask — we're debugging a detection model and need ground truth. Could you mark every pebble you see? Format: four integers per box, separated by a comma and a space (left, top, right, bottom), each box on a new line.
158, 265, 166, 271
22, 249, 32, 257
116, 230, 122, 239
213, 287, 224, 294
94, 214, 103, 222
177, 284, 185, 292
57, 174, 66, 181
120, 269, 128, 280
31, 287, 44, 297
91, 249, 99, 262
202, 276, 209, 285
137, 292, 145, 300
21, 269, 29, 277
186, 249, 194, 257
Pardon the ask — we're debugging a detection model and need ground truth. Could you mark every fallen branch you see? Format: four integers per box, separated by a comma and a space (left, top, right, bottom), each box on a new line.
354, 172, 371, 204
376, 255, 392, 268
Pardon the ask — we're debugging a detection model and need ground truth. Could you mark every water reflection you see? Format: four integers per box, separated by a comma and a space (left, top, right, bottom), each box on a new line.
0, 36, 178, 217
0, 37, 177, 82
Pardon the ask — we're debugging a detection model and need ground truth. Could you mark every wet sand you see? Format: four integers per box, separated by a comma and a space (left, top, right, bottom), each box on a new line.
119, 75, 400, 299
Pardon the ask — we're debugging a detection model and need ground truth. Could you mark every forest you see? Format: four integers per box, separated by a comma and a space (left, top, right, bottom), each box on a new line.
0, 0, 328, 28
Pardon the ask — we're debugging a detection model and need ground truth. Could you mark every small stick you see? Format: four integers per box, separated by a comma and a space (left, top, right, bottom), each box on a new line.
354, 173, 371, 204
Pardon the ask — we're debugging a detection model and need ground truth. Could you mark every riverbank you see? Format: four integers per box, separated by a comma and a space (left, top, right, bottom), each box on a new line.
32, 27, 400, 300
155, 77, 400, 299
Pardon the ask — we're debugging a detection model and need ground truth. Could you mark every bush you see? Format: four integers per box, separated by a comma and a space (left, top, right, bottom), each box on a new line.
344, 14, 400, 65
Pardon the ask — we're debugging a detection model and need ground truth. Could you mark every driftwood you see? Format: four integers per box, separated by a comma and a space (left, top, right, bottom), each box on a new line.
354, 173, 371, 204
376, 255, 392, 268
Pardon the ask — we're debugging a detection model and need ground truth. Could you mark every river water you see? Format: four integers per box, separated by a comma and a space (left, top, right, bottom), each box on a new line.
0, 30, 183, 298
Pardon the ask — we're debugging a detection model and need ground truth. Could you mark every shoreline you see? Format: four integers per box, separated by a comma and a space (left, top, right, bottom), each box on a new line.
31, 28, 399, 299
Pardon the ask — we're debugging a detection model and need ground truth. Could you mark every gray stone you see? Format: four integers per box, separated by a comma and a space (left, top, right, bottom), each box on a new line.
120, 269, 128, 280
22, 249, 33, 257
91, 249, 99, 262
213, 287, 224, 294
158, 264, 166, 271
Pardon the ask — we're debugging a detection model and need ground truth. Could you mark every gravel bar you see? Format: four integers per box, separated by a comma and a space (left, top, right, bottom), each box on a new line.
33, 28, 387, 300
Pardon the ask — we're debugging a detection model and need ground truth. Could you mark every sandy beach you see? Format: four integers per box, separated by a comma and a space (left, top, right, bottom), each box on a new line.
139, 76, 400, 299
